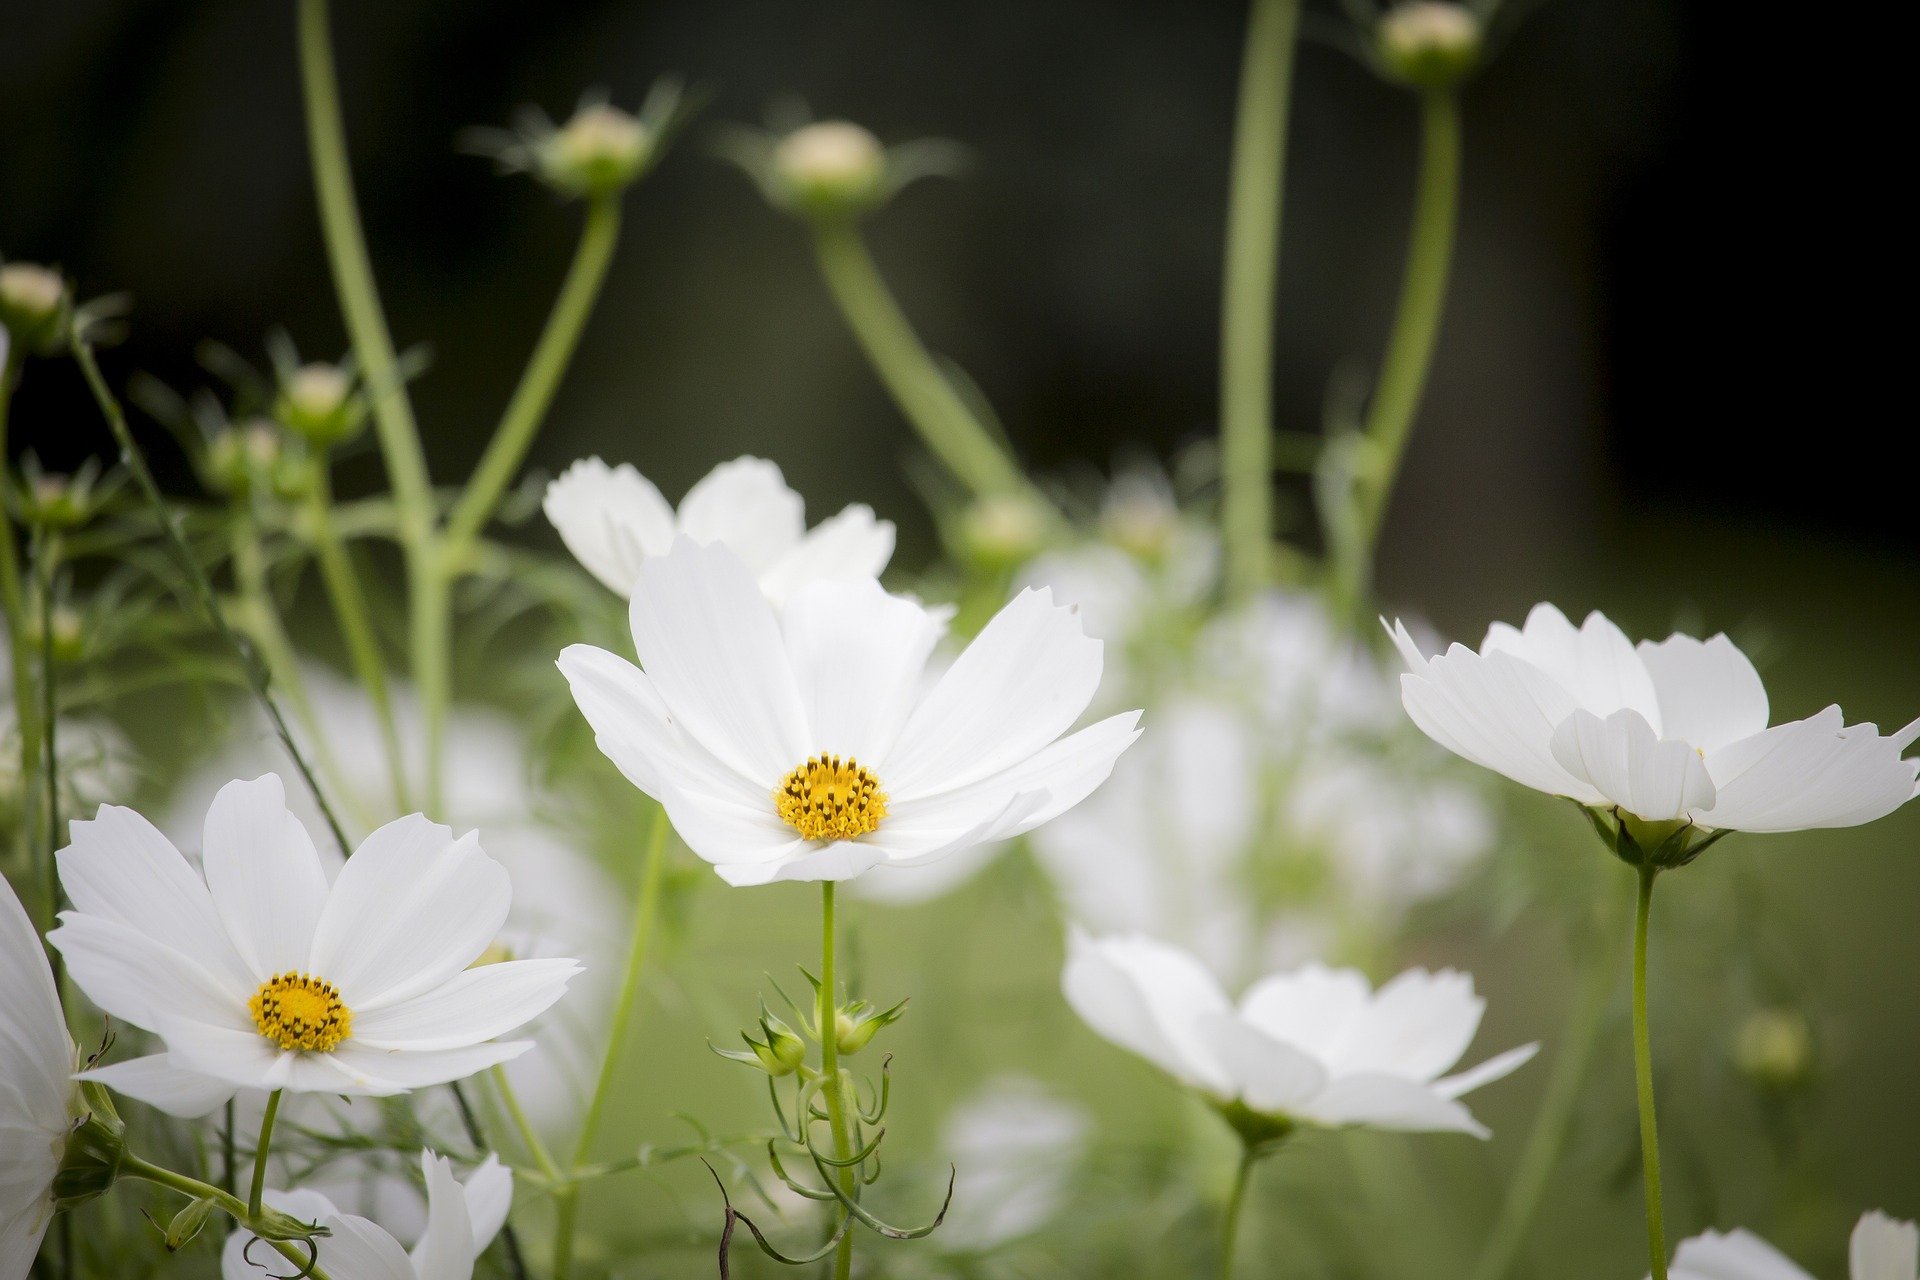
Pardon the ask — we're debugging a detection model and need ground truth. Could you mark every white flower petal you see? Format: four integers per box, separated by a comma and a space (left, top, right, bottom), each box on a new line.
460, 1156, 514, 1257
50, 912, 249, 1035
1336, 968, 1486, 1083
1663, 1228, 1812, 1280
154, 1017, 295, 1094
627, 539, 810, 784
1701, 708, 1920, 832
75, 1053, 237, 1119
221, 1191, 353, 1280
308, 820, 509, 1010
201, 774, 330, 981
1296, 1073, 1489, 1137
885, 588, 1103, 797
324, 1040, 530, 1092
1237, 964, 1374, 1066
1481, 604, 1661, 726
1060, 931, 1231, 1094
712, 841, 886, 886
311, 1214, 417, 1280
1549, 708, 1717, 822
0, 878, 72, 1130
1850, 1212, 1919, 1280
544, 457, 676, 595
1431, 1042, 1540, 1100
651, 774, 808, 869
557, 644, 757, 800
781, 579, 944, 764
759, 504, 896, 605
411, 1151, 478, 1280
675, 457, 806, 572
350, 959, 579, 1051
1636, 633, 1770, 754
1196, 1015, 1328, 1114
56, 804, 254, 995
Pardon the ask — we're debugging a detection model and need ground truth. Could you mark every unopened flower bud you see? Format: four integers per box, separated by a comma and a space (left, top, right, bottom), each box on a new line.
22, 606, 85, 665
275, 363, 363, 447
1100, 479, 1179, 561
958, 492, 1051, 572
161, 1197, 217, 1251
1735, 1009, 1815, 1092
834, 998, 907, 1056
1377, 3, 1481, 89
204, 421, 281, 496
247, 1206, 330, 1243
542, 104, 652, 198
0, 262, 70, 353
52, 1083, 125, 1209
774, 122, 887, 219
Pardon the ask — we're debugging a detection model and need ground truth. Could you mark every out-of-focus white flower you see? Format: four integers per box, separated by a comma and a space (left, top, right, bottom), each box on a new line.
543, 455, 894, 604
936, 1077, 1088, 1252
1063, 932, 1534, 1138
221, 1150, 511, 1280
2, 876, 77, 1280
52, 774, 577, 1114
1657, 1211, 1917, 1280
1200, 592, 1398, 744
169, 666, 624, 1132
1389, 605, 1920, 835
561, 539, 1140, 886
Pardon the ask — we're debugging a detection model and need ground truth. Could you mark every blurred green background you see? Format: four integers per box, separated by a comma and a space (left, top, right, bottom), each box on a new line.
4, 1, 1917, 1277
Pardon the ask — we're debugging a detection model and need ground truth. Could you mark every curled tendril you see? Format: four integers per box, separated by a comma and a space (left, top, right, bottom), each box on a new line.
241, 1235, 320, 1280
803, 1137, 958, 1241
704, 1160, 853, 1278
856, 1054, 893, 1125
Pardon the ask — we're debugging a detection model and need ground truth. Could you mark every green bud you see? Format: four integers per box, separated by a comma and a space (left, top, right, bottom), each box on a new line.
834, 997, 907, 1056
1211, 1098, 1295, 1155
52, 1083, 125, 1209
0, 262, 70, 354
1735, 1009, 1815, 1092
1376, 3, 1482, 90
773, 122, 888, 220
957, 492, 1051, 572
541, 104, 653, 198
274, 363, 364, 448
1583, 806, 1724, 871
761, 1012, 808, 1073
162, 1197, 218, 1252
248, 1206, 331, 1243
20, 606, 85, 665
1099, 479, 1179, 561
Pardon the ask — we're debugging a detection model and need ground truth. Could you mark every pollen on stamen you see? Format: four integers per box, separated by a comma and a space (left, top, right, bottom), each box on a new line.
775, 754, 889, 842
248, 972, 353, 1052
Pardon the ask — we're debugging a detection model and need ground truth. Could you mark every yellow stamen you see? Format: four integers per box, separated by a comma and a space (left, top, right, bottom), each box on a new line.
776, 754, 888, 842
248, 972, 352, 1052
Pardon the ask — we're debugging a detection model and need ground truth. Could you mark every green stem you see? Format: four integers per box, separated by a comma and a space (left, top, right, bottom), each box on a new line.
1349, 89, 1463, 559
492, 1065, 563, 1184
295, 0, 433, 548
552, 809, 670, 1280
0, 345, 45, 894
248, 1090, 282, 1219
32, 529, 63, 993
1218, 0, 1303, 601
1469, 897, 1624, 1280
122, 1152, 335, 1280
1218, 1146, 1259, 1280
307, 463, 408, 810
410, 562, 452, 814
818, 881, 858, 1280
443, 194, 623, 559
71, 337, 353, 855
811, 219, 1036, 505
1632, 866, 1668, 1280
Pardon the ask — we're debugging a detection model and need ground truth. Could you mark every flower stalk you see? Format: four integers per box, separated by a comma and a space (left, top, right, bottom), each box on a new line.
817, 881, 859, 1280
1218, 1144, 1260, 1280
1631, 864, 1669, 1280
1218, 0, 1303, 601
247, 1090, 282, 1220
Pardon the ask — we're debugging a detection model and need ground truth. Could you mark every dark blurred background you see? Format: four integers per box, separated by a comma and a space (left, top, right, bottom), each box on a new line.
6, 0, 1913, 600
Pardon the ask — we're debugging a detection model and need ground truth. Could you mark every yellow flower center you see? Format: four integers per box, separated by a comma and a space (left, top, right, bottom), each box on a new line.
776, 755, 888, 841
248, 972, 352, 1052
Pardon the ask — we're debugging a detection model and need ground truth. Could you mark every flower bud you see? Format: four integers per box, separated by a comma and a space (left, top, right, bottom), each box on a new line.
204, 421, 282, 496
1376, 3, 1481, 89
21, 606, 86, 665
833, 998, 907, 1056
1100, 477, 1179, 561
248, 1207, 330, 1243
542, 104, 653, 198
1734, 1009, 1815, 1093
161, 1197, 218, 1252
958, 492, 1051, 572
52, 1083, 125, 1209
275, 363, 364, 448
0, 262, 70, 354
774, 122, 888, 220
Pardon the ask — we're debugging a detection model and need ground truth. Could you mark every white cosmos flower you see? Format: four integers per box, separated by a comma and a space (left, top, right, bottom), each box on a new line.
222, 1150, 511, 1280
936, 1077, 1088, 1252
544, 455, 894, 603
560, 538, 1141, 886
50, 774, 578, 1116
1062, 932, 1536, 1137
1657, 1212, 1918, 1280
2, 876, 76, 1280
1389, 604, 1920, 833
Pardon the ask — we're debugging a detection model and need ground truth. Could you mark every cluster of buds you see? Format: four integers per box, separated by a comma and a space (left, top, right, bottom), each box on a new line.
1375, 2, 1483, 90
0, 260, 70, 355
715, 980, 909, 1078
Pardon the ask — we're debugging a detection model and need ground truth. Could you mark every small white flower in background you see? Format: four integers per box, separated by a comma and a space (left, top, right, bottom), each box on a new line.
1657, 1211, 1918, 1280
1200, 592, 1399, 743
1, 877, 77, 1280
1063, 932, 1535, 1138
222, 1150, 511, 1280
544, 455, 894, 603
935, 1077, 1089, 1253
168, 666, 625, 1133
51, 774, 578, 1114
1389, 604, 1920, 838
561, 539, 1141, 886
